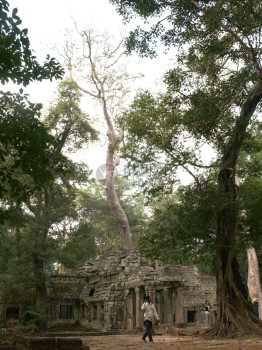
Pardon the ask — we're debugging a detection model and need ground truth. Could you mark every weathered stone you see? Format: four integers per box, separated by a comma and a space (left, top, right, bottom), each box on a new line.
28, 337, 56, 350
153, 325, 166, 335
0, 248, 216, 333
178, 329, 196, 336
56, 337, 83, 350
168, 326, 180, 336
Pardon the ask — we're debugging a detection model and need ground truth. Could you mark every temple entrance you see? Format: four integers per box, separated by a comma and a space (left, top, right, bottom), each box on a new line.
127, 288, 136, 329
6, 306, 19, 323
6, 307, 19, 320
156, 290, 164, 322
155, 287, 182, 324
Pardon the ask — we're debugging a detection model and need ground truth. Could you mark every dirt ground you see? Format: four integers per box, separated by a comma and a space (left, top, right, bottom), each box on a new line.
82, 334, 262, 350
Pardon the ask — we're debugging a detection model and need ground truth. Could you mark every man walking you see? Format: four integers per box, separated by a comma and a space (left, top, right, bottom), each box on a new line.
141, 295, 160, 343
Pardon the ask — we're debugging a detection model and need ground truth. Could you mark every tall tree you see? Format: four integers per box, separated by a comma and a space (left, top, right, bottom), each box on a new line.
74, 176, 148, 254
0, 0, 65, 327
64, 29, 133, 250
25, 78, 96, 316
0, 0, 64, 221
2, 79, 97, 323
110, 0, 262, 337
137, 180, 218, 275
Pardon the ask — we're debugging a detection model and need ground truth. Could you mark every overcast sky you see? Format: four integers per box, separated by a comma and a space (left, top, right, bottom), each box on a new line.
8, 0, 125, 47
6, 0, 176, 179
7, 0, 171, 102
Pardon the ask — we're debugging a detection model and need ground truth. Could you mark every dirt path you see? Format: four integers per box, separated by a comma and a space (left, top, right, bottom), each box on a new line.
82, 334, 262, 350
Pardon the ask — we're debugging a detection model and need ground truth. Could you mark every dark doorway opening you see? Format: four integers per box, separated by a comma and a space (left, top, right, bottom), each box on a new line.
59, 305, 73, 319
6, 307, 19, 320
187, 310, 196, 323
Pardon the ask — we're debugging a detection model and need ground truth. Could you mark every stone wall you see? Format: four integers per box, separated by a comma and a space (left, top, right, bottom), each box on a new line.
47, 248, 216, 330
0, 248, 216, 331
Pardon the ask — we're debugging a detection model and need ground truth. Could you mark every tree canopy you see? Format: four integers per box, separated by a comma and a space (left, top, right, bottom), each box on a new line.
110, 0, 262, 338
0, 0, 64, 222
137, 124, 262, 275
0, 78, 97, 322
0, 0, 64, 85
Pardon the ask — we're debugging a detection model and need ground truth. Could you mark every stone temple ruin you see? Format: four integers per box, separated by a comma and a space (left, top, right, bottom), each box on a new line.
1, 248, 216, 330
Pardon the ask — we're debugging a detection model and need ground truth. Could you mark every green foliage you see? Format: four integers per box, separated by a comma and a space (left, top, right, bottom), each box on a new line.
0, 0, 65, 222
0, 225, 14, 273
137, 179, 218, 274
0, 91, 55, 205
112, 1, 262, 288
23, 306, 47, 330
112, 0, 262, 194
238, 123, 262, 179
111, 0, 164, 20
59, 222, 97, 269
111, 1, 262, 61
73, 177, 148, 255
0, 0, 64, 85
45, 78, 98, 153
0, 78, 98, 302
0, 1, 101, 316
19, 78, 98, 272
118, 88, 219, 196
237, 123, 262, 247
240, 178, 262, 246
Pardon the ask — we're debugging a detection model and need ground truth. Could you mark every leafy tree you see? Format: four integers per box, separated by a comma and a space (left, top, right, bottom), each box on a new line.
137, 123, 262, 276
237, 123, 262, 304
58, 222, 97, 269
74, 176, 148, 254
110, 0, 262, 337
24, 78, 96, 314
0, 224, 15, 274
0, 92, 54, 209
0, 1, 66, 328
0, 0, 63, 85
238, 123, 262, 245
137, 181, 218, 275
1, 79, 97, 326
0, 0, 64, 221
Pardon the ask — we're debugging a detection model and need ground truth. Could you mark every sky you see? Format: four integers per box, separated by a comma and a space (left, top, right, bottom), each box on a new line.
6, 0, 183, 181
6, 0, 175, 179
7, 0, 171, 102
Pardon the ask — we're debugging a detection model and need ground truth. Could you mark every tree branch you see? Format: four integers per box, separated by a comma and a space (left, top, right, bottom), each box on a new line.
190, 0, 262, 76
223, 79, 262, 168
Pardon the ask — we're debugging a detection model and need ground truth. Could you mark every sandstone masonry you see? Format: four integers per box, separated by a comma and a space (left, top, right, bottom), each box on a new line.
0, 248, 216, 330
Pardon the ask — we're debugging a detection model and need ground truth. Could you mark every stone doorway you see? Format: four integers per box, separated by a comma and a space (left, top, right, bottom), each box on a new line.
5, 306, 20, 324
127, 289, 136, 329
155, 288, 180, 324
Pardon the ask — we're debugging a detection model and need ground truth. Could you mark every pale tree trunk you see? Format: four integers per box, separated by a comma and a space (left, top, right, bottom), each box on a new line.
67, 29, 133, 250
103, 98, 132, 250
239, 198, 262, 319
247, 247, 262, 319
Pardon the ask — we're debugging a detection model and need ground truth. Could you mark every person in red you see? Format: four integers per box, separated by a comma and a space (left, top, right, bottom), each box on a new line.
141, 295, 160, 343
